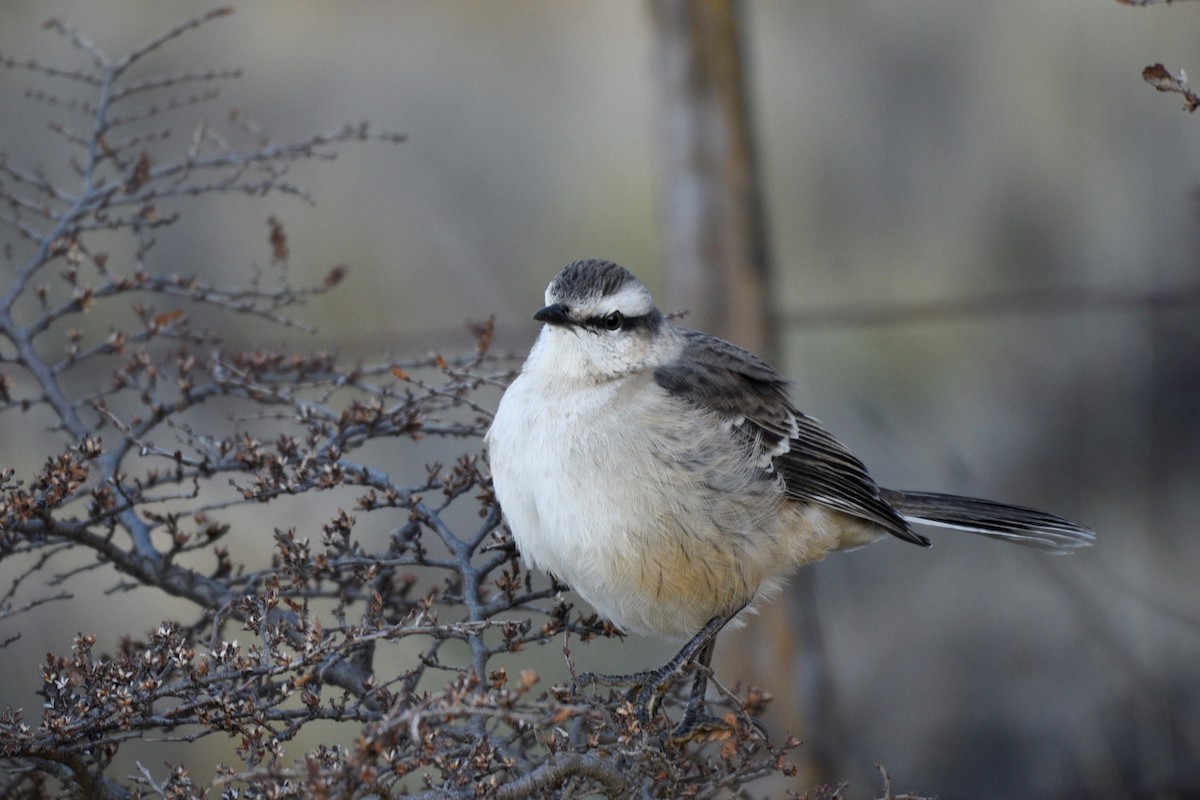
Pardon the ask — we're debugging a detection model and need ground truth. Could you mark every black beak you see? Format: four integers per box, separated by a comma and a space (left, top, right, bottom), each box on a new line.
533, 303, 572, 326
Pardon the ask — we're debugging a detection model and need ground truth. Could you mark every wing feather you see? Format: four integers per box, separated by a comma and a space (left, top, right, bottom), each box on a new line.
654, 329, 927, 546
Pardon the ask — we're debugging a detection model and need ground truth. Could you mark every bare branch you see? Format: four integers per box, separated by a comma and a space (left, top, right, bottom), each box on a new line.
109, 68, 243, 103
113, 7, 235, 76
0, 54, 102, 86
40, 17, 109, 70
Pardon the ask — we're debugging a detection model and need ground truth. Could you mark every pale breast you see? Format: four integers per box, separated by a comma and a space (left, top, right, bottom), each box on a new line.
489, 368, 839, 639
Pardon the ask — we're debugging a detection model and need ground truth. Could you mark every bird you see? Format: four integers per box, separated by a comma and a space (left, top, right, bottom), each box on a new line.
485, 258, 1094, 738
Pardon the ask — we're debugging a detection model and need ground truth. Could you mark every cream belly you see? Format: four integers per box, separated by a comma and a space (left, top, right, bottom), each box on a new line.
487, 366, 872, 640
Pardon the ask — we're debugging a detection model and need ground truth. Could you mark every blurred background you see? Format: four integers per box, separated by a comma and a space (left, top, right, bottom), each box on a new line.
2, 1, 1199, 797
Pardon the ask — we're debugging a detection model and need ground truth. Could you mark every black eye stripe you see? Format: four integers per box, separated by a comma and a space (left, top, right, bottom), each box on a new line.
581, 311, 662, 332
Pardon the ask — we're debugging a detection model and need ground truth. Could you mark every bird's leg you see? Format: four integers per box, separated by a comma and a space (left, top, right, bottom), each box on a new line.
574, 624, 717, 695
575, 611, 739, 729
671, 632, 776, 742
670, 634, 717, 736
627, 612, 732, 726
574, 665, 660, 690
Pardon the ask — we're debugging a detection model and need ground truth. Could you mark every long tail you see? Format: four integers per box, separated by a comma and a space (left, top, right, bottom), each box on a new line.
880, 489, 1095, 553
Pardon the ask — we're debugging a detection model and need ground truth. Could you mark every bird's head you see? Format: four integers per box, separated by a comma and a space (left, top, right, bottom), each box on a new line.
529, 259, 669, 381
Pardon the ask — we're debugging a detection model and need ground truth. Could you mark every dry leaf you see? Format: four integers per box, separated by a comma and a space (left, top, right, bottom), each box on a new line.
268, 215, 289, 263
324, 264, 348, 288
470, 316, 495, 356
1143, 63, 1200, 112
125, 151, 151, 193
154, 309, 184, 327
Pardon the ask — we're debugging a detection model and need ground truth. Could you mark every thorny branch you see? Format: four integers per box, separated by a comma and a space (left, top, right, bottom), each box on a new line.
0, 9, 804, 799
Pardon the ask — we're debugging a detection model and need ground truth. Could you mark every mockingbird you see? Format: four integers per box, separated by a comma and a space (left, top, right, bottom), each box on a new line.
486, 258, 1094, 738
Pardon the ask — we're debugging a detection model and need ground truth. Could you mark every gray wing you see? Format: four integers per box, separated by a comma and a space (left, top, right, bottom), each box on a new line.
654, 329, 928, 546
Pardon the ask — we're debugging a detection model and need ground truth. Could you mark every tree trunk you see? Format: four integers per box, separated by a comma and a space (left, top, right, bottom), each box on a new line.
649, 0, 844, 783
649, 0, 771, 354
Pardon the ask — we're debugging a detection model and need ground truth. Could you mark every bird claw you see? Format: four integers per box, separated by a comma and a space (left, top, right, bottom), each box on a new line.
574, 667, 680, 727
576, 664, 764, 742
574, 668, 652, 693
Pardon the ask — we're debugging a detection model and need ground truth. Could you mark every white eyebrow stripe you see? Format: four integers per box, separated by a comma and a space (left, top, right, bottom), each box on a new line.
600, 284, 653, 316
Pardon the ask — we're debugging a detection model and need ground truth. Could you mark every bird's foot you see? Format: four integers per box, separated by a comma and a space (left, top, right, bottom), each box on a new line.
575, 663, 686, 726
574, 667, 655, 694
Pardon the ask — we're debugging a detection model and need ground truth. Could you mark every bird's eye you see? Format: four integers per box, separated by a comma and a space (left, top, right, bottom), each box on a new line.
602, 311, 623, 331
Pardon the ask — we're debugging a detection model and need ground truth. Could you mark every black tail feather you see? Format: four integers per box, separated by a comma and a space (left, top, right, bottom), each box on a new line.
881, 489, 1095, 553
